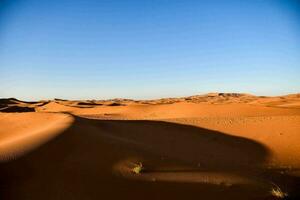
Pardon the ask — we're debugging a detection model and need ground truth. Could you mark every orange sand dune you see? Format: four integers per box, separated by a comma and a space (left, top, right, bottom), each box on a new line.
0, 113, 73, 161
0, 93, 300, 199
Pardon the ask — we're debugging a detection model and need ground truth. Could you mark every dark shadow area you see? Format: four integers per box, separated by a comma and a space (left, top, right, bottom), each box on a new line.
53, 101, 102, 108
87, 118, 269, 171
0, 105, 35, 112
0, 98, 19, 105
0, 98, 48, 111
65, 105, 95, 108
261, 168, 300, 200
0, 98, 19, 109
107, 102, 126, 106
54, 98, 68, 101
0, 98, 39, 104
77, 102, 102, 106
0, 115, 299, 199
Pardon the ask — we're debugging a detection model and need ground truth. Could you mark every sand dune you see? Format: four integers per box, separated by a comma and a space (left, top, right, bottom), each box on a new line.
0, 113, 73, 161
0, 93, 300, 199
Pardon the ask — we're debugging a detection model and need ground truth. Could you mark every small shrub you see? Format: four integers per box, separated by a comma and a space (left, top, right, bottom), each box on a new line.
271, 187, 288, 199
132, 162, 143, 174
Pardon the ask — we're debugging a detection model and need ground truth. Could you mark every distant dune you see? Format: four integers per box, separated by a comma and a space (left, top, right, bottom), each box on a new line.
1, 93, 300, 199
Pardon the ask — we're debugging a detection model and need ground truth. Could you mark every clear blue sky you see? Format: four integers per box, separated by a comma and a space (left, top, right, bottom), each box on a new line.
0, 0, 299, 100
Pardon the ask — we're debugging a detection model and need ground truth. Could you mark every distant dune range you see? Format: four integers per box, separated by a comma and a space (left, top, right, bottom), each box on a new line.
0, 93, 300, 199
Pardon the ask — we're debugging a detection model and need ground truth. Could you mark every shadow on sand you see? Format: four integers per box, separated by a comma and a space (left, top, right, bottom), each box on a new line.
0, 115, 299, 200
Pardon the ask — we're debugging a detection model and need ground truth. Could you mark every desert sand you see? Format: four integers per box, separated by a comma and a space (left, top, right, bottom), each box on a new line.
1, 93, 300, 199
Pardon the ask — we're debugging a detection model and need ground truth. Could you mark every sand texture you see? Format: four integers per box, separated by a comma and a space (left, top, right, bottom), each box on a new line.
1, 93, 300, 199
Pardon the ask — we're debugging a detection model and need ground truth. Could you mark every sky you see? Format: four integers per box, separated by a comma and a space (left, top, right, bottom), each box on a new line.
0, 0, 300, 100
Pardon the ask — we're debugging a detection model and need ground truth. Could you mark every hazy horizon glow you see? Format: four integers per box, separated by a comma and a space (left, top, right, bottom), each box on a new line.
1, 0, 300, 100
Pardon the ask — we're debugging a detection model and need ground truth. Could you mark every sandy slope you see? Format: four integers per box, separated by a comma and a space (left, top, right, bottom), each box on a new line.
0, 113, 73, 161
0, 93, 300, 199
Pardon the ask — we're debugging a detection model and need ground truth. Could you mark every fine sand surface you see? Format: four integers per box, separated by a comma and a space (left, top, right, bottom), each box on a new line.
0, 93, 300, 200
